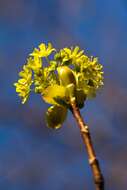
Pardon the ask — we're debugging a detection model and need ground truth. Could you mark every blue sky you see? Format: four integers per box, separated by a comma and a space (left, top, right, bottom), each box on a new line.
0, 0, 127, 189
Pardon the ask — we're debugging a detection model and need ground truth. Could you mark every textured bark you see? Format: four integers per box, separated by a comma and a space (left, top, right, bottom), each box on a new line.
70, 98, 104, 190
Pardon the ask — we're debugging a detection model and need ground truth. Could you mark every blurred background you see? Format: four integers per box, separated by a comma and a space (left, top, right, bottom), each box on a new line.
0, 0, 127, 189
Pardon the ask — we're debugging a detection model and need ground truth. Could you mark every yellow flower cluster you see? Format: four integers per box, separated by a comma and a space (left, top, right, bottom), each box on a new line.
14, 42, 104, 104
14, 65, 33, 104
55, 46, 87, 65
14, 42, 104, 129
14, 42, 56, 103
75, 57, 104, 98
55, 46, 103, 98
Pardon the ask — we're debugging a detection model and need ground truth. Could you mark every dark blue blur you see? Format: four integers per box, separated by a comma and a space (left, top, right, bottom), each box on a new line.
0, 0, 127, 189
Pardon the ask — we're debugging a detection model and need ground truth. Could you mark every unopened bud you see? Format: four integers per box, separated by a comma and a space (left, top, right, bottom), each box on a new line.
57, 66, 76, 86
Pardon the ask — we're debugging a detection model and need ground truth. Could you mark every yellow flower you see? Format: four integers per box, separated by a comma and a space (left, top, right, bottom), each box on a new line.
14, 42, 104, 104
60, 46, 85, 63
30, 42, 55, 58
26, 56, 42, 71
75, 57, 104, 98
14, 65, 33, 104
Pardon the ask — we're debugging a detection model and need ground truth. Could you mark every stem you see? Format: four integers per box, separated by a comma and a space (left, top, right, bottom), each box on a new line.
70, 98, 104, 190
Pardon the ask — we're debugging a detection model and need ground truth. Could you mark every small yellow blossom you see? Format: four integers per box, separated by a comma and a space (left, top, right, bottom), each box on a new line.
14, 65, 33, 104
27, 56, 42, 71
30, 42, 55, 58
59, 46, 85, 64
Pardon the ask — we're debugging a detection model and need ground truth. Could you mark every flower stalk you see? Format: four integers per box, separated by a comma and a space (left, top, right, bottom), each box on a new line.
70, 97, 104, 190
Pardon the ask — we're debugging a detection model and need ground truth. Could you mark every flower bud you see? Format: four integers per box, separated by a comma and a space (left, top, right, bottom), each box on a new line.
57, 66, 76, 86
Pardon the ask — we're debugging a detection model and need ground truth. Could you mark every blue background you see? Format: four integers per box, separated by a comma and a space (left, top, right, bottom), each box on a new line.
0, 0, 127, 189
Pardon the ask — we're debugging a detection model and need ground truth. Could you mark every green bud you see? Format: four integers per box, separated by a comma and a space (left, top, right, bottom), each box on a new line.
57, 66, 77, 100
57, 66, 76, 86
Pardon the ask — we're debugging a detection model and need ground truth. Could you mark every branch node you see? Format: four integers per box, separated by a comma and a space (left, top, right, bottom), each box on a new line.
89, 157, 97, 165
81, 125, 89, 133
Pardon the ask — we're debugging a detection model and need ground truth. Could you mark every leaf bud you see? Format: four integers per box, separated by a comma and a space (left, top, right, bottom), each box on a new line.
57, 66, 76, 86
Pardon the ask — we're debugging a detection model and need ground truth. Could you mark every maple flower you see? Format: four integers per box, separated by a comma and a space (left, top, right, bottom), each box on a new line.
54, 46, 86, 65
26, 56, 42, 71
14, 65, 33, 104
30, 43, 55, 58
14, 42, 104, 128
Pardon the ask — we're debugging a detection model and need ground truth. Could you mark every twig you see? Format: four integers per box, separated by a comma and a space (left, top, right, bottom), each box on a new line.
70, 98, 104, 190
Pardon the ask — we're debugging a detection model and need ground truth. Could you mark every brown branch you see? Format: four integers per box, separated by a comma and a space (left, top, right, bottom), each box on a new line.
70, 98, 104, 190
